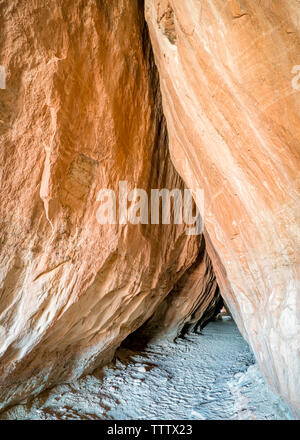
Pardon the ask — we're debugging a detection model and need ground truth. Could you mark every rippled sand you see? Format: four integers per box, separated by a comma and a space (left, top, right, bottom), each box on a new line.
1, 318, 293, 420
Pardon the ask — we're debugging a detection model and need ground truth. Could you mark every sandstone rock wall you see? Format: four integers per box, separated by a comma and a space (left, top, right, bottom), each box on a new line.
0, 0, 218, 409
145, 0, 300, 414
137, 235, 222, 342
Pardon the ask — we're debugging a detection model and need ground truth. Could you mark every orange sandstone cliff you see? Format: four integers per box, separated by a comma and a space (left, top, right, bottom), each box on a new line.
145, 0, 300, 414
0, 0, 219, 410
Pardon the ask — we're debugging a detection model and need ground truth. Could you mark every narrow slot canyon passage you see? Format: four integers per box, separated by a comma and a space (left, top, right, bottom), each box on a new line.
0, 0, 299, 423
0, 317, 293, 420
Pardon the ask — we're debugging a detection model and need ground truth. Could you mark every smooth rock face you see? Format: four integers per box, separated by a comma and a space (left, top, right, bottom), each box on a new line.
0, 0, 218, 409
145, 0, 300, 414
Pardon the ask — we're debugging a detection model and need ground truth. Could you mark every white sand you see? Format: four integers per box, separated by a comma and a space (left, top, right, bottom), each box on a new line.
1, 318, 294, 420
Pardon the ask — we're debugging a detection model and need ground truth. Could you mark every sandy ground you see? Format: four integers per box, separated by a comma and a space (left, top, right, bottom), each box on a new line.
0, 318, 294, 420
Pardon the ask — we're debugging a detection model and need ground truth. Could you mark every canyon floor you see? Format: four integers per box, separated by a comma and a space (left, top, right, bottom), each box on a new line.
1, 318, 293, 420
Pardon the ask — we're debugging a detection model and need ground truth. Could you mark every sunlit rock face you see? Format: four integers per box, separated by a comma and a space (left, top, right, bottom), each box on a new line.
0, 0, 219, 409
145, 0, 300, 414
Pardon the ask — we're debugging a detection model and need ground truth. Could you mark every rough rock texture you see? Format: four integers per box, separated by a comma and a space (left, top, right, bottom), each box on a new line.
0, 0, 219, 410
145, 0, 300, 415
135, 236, 223, 342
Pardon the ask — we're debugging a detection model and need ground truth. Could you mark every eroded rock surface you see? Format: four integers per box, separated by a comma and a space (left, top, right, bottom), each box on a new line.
0, 0, 218, 410
145, 0, 300, 415
136, 236, 223, 342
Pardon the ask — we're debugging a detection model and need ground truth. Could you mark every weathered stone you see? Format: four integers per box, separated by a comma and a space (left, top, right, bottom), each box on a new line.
138, 235, 222, 342
0, 0, 218, 410
145, 0, 300, 415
